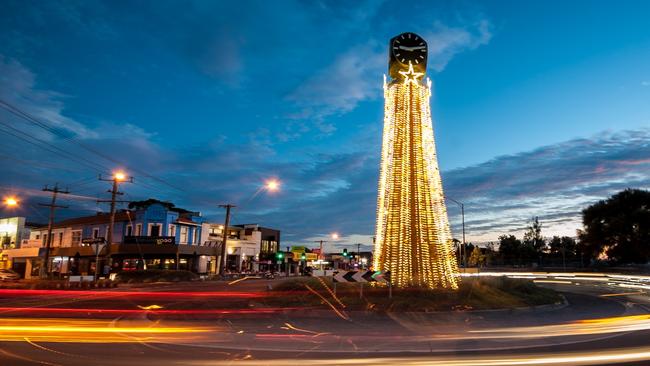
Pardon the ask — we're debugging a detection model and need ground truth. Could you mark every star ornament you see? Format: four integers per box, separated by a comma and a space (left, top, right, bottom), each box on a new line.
398, 62, 424, 85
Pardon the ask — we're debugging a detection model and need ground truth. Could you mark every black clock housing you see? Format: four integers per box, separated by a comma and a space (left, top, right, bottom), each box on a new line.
388, 32, 428, 80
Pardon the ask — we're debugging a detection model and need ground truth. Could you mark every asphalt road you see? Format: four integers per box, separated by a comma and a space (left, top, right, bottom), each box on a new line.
0, 273, 649, 366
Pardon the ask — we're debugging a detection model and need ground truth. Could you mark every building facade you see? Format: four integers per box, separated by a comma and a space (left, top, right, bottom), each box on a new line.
201, 223, 280, 272
0, 217, 42, 273
15, 201, 217, 278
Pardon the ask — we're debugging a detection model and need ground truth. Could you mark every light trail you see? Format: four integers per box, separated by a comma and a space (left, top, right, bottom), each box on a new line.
600, 291, 645, 297
228, 276, 261, 285
304, 284, 349, 321
183, 347, 650, 365
0, 318, 210, 343
468, 314, 650, 339
460, 271, 650, 293
0, 289, 268, 298
0, 306, 300, 316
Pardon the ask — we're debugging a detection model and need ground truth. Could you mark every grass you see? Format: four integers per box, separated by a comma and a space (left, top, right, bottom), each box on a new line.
265, 276, 562, 312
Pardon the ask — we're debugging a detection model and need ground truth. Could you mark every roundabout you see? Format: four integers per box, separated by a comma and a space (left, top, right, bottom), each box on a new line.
0, 272, 649, 365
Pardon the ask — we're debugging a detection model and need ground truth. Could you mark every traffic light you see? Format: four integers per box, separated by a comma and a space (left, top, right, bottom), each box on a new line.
301, 253, 306, 260
276, 252, 284, 260
342, 248, 348, 257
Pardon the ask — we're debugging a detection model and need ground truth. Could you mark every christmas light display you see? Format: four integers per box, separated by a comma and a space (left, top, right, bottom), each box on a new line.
373, 33, 459, 289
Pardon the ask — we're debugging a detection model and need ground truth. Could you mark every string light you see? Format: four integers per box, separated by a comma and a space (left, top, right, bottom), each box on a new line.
373, 62, 459, 289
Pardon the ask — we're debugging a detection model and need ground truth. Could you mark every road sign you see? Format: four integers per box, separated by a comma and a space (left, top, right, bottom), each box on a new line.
332, 270, 390, 283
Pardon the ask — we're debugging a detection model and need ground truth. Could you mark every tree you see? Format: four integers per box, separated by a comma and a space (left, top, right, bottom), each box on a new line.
548, 236, 577, 258
523, 216, 546, 252
465, 242, 475, 266
578, 189, 650, 264
548, 236, 577, 268
497, 235, 521, 265
468, 246, 485, 267
484, 242, 496, 266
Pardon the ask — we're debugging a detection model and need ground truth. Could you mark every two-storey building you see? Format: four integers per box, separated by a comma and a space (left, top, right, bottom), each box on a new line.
22, 200, 218, 278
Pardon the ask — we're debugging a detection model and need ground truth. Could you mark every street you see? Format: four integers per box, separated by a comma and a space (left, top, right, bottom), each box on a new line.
1, 273, 650, 365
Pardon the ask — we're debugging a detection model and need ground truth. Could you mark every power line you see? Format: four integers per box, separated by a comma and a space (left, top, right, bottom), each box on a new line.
0, 120, 112, 174
0, 99, 187, 193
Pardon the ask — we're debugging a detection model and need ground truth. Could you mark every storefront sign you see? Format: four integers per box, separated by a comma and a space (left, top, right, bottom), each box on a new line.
123, 236, 176, 245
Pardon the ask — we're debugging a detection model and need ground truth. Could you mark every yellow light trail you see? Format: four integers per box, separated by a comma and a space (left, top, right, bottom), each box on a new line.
0, 318, 210, 343
468, 314, 650, 339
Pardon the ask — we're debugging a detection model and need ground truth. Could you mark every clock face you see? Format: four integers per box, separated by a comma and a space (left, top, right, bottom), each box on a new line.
391, 32, 427, 66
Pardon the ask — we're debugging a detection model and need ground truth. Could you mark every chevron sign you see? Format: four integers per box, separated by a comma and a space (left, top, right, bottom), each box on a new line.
332, 270, 390, 283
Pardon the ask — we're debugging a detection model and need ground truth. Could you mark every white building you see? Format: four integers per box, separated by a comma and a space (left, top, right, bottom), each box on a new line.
201, 223, 280, 272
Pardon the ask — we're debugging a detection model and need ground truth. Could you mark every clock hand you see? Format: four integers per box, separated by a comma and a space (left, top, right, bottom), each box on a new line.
398, 45, 426, 51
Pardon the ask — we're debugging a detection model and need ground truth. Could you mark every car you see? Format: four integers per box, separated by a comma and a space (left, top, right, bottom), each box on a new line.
0, 269, 20, 281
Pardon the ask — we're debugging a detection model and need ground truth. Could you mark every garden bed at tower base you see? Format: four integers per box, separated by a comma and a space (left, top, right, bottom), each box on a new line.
265, 276, 562, 312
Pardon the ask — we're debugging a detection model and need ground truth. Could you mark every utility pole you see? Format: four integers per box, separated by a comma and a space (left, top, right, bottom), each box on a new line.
98, 173, 133, 274
218, 204, 235, 276
315, 240, 327, 270
39, 183, 69, 278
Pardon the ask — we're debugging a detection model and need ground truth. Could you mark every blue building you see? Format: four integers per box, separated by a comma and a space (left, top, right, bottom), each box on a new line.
27, 199, 218, 277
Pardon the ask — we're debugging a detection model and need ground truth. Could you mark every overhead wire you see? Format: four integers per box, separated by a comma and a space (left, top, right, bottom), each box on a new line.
0, 99, 187, 193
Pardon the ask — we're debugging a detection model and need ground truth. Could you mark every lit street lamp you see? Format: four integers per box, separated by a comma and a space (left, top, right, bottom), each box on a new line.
265, 179, 280, 192
4, 197, 18, 207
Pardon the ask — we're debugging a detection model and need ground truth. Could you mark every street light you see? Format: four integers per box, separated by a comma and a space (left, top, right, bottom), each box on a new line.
3, 197, 18, 207
113, 171, 126, 181
265, 179, 280, 192
446, 197, 466, 269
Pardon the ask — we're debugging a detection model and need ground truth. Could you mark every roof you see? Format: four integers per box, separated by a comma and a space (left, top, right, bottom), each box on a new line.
176, 217, 200, 225
34, 211, 134, 231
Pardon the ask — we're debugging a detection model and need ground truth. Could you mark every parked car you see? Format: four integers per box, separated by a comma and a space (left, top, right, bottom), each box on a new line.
0, 269, 20, 281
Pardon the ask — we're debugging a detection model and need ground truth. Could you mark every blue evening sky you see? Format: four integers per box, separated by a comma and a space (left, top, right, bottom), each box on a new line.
1, 1, 649, 249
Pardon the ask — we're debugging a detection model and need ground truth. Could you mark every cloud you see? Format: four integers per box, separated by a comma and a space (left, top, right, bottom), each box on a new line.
0, 55, 95, 139
285, 45, 384, 130
443, 129, 650, 242
285, 18, 493, 128
424, 19, 492, 72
